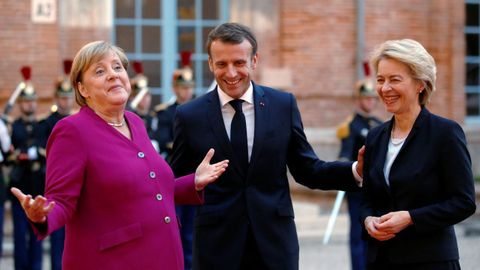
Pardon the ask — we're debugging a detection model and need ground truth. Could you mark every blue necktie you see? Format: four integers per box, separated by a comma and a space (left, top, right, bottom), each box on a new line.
229, 99, 248, 173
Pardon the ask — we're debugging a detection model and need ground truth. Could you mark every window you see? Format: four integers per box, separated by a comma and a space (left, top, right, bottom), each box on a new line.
113, 0, 229, 103
466, 1, 480, 120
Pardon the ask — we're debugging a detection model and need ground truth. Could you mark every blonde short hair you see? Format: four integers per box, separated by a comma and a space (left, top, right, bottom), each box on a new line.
370, 39, 436, 106
70, 41, 129, 106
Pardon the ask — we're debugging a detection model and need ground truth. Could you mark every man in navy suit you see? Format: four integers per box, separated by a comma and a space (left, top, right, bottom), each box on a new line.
171, 22, 363, 270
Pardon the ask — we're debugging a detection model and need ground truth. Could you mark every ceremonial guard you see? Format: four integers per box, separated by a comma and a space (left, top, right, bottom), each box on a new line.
8, 66, 44, 270
37, 59, 75, 270
336, 63, 382, 270
129, 61, 159, 151
155, 52, 195, 161
0, 98, 11, 263
40, 60, 75, 145
155, 51, 195, 270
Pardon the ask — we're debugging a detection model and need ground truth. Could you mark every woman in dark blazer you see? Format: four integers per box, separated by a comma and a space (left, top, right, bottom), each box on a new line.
360, 39, 476, 270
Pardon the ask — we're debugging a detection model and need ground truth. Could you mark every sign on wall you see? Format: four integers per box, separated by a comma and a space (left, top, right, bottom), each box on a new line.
31, 0, 56, 23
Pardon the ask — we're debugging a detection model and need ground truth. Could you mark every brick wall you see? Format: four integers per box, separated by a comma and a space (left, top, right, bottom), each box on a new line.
1, 0, 478, 174
363, 0, 465, 123
245, 0, 465, 127
0, 0, 110, 119
246, 0, 478, 174
278, 0, 358, 127
0, 0, 59, 116
1, 0, 466, 124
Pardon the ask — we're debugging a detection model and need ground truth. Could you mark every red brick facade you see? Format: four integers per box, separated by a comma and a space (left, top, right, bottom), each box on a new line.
0, 1, 108, 117
0, 1, 467, 122
251, 0, 466, 127
1, 0, 478, 173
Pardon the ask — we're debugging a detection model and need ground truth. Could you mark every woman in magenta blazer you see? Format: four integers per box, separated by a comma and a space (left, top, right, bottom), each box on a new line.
11, 41, 228, 270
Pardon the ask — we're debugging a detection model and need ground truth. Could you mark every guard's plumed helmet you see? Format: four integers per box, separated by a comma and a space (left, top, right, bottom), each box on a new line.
356, 62, 376, 97
131, 61, 149, 97
173, 51, 194, 87
18, 66, 37, 100
55, 59, 74, 97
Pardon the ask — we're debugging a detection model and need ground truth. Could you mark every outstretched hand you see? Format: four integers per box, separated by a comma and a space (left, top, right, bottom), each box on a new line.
195, 149, 229, 191
10, 187, 55, 224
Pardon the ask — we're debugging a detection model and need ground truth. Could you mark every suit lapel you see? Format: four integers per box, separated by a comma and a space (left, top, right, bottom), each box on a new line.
392, 107, 427, 162
388, 107, 427, 185
247, 84, 267, 181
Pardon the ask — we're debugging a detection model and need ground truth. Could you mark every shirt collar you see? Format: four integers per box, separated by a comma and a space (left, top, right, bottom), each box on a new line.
217, 82, 254, 107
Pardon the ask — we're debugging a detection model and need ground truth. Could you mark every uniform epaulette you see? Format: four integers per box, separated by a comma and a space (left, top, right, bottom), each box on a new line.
154, 103, 169, 112
336, 115, 353, 139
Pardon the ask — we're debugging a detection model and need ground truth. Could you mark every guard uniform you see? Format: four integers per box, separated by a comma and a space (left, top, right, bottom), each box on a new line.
37, 59, 75, 270
0, 118, 11, 260
129, 61, 159, 151
8, 66, 44, 270
155, 102, 176, 160
337, 77, 382, 270
155, 55, 195, 270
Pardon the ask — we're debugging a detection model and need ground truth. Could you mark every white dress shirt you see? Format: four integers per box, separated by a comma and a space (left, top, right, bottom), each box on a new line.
217, 83, 255, 161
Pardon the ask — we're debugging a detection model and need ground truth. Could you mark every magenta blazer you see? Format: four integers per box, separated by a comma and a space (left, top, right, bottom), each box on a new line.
37, 106, 202, 269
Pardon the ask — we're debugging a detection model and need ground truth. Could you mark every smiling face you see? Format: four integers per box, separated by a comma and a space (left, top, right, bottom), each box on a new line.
376, 57, 423, 116
208, 39, 258, 99
77, 50, 131, 111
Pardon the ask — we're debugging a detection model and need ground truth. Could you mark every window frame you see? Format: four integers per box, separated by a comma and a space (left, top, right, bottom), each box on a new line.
112, 0, 229, 102
466, 0, 480, 123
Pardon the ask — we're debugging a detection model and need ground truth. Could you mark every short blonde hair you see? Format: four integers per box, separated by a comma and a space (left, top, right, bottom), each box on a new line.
370, 39, 436, 106
70, 41, 129, 106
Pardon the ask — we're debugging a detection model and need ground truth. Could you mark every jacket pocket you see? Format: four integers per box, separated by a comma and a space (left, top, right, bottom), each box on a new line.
98, 223, 143, 251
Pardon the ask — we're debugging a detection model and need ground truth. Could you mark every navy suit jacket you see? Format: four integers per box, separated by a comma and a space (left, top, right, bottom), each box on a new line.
360, 107, 476, 264
171, 83, 359, 270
